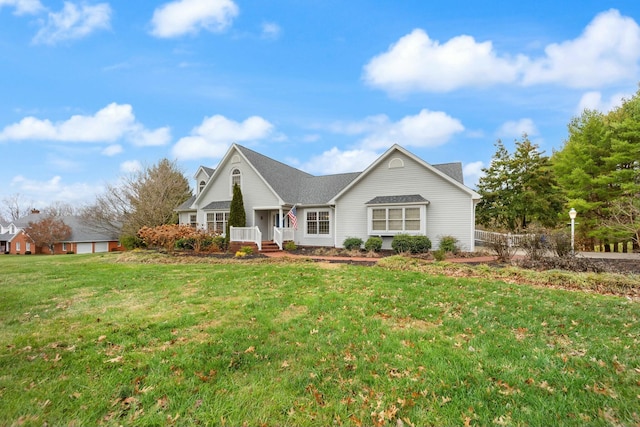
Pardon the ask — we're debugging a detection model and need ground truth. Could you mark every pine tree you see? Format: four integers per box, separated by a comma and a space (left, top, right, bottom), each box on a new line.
477, 135, 564, 232
226, 183, 246, 246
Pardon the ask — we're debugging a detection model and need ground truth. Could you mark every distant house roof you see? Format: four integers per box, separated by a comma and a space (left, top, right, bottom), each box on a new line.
13, 213, 118, 242
366, 195, 430, 205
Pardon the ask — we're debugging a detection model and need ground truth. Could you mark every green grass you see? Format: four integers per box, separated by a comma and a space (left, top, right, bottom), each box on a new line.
1, 252, 639, 426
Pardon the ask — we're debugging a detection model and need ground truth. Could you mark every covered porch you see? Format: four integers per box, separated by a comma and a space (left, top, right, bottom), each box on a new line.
229, 207, 296, 252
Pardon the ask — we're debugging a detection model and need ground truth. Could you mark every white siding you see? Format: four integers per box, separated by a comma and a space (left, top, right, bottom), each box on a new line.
195, 148, 281, 229
335, 151, 476, 251
295, 207, 335, 247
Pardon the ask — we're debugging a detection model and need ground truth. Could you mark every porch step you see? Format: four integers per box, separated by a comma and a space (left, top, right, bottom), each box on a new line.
260, 241, 281, 253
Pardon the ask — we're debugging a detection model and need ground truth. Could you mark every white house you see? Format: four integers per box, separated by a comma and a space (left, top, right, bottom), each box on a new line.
176, 143, 481, 251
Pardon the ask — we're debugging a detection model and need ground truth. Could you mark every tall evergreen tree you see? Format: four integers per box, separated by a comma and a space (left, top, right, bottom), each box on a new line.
552, 109, 611, 241
477, 136, 564, 231
226, 183, 246, 245
552, 88, 640, 247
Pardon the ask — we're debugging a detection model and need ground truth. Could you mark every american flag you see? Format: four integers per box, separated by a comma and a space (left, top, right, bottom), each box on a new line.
287, 206, 298, 229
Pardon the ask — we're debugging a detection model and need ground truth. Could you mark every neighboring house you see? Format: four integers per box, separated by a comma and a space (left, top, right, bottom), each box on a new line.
176, 143, 481, 251
0, 210, 122, 255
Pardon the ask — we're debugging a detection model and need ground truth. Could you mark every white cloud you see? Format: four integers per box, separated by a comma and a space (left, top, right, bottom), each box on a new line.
32, 2, 111, 45
150, 0, 239, 38
102, 144, 123, 156
0, 103, 171, 146
301, 147, 380, 175
10, 174, 100, 206
363, 110, 464, 149
463, 161, 484, 188
523, 9, 640, 88
172, 115, 274, 160
120, 160, 142, 173
330, 110, 464, 150
364, 10, 640, 94
363, 28, 524, 94
261, 22, 281, 40
0, 0, 44, 15
497, 118, 538, 139
576, 91, 628, 113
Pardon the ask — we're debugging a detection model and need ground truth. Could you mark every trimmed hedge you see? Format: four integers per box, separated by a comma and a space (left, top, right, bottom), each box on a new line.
364, 236, 383, 252
343, 237, 364, 250
391, 234, 432, 254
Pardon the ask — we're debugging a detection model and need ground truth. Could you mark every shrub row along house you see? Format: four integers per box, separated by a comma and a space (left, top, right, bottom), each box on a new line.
0, 210, 121, 255
176, 144, 481, 252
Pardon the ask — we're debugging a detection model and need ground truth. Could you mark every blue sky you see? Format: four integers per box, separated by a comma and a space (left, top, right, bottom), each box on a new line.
1, 0, 640, 211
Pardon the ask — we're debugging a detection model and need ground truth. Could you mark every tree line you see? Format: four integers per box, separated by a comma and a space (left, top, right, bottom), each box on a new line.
477, 87, 640, 250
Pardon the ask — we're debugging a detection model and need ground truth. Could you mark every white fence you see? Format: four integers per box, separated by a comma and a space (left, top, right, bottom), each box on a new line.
273, 227, 295, 250
230, 226, 262, 251
475, 230, 527, 247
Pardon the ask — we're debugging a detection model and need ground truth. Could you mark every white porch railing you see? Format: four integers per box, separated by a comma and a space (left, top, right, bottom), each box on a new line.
273, 227, 295, 250
475, 229, 527, 247
230, 226, 262, 251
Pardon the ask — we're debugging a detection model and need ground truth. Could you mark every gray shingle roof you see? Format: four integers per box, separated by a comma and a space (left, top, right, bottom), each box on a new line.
236, 145, 314, 203
13, 213, 118, 242
175, 195, 196, 211
433, 162, 464, 184
202, 201, 231, 210
365, 195, 430, 205
297, 172, 361, 205
202, 145, 466, 207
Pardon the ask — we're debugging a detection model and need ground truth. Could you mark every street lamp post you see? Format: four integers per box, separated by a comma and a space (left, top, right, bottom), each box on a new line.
569, 208, 577, 255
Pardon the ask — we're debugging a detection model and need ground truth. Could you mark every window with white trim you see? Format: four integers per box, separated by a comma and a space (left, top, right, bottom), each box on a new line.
306, 210, 330, 235
62, 243, 67, 251
189, 214, 197, 228
16, 242, 21, 252
207, 212, 229, 234
231, 168, 241, 192
368, 206, 426, 235
199, 180, 206, 193
26, 242, 31, 252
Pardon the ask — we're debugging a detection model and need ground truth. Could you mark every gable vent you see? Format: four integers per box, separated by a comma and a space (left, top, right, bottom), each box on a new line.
231, 155, 241, 164
388, 158, 404, 169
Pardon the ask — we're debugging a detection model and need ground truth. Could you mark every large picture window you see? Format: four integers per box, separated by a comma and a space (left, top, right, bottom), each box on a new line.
207, 212, 229, 234
306, 210, 330, 235
369, 206, 425, 235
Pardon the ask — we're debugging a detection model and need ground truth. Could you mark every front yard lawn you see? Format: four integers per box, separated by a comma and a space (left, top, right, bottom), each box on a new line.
1, 252, 638, 426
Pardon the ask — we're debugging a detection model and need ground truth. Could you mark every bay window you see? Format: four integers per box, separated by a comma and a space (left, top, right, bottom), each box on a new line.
368, 205, 426, 235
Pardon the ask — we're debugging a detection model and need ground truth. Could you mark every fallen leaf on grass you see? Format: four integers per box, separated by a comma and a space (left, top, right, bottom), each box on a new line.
105, 355, 123, 363
157, 395, 169, 410
587, 383, 618, 398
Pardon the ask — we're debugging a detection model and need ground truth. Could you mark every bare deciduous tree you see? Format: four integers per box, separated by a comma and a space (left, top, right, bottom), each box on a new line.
25, 216, 72, 254
2, 193, 34, 221
43, 201, 76, 217
81, 159, 192, 238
